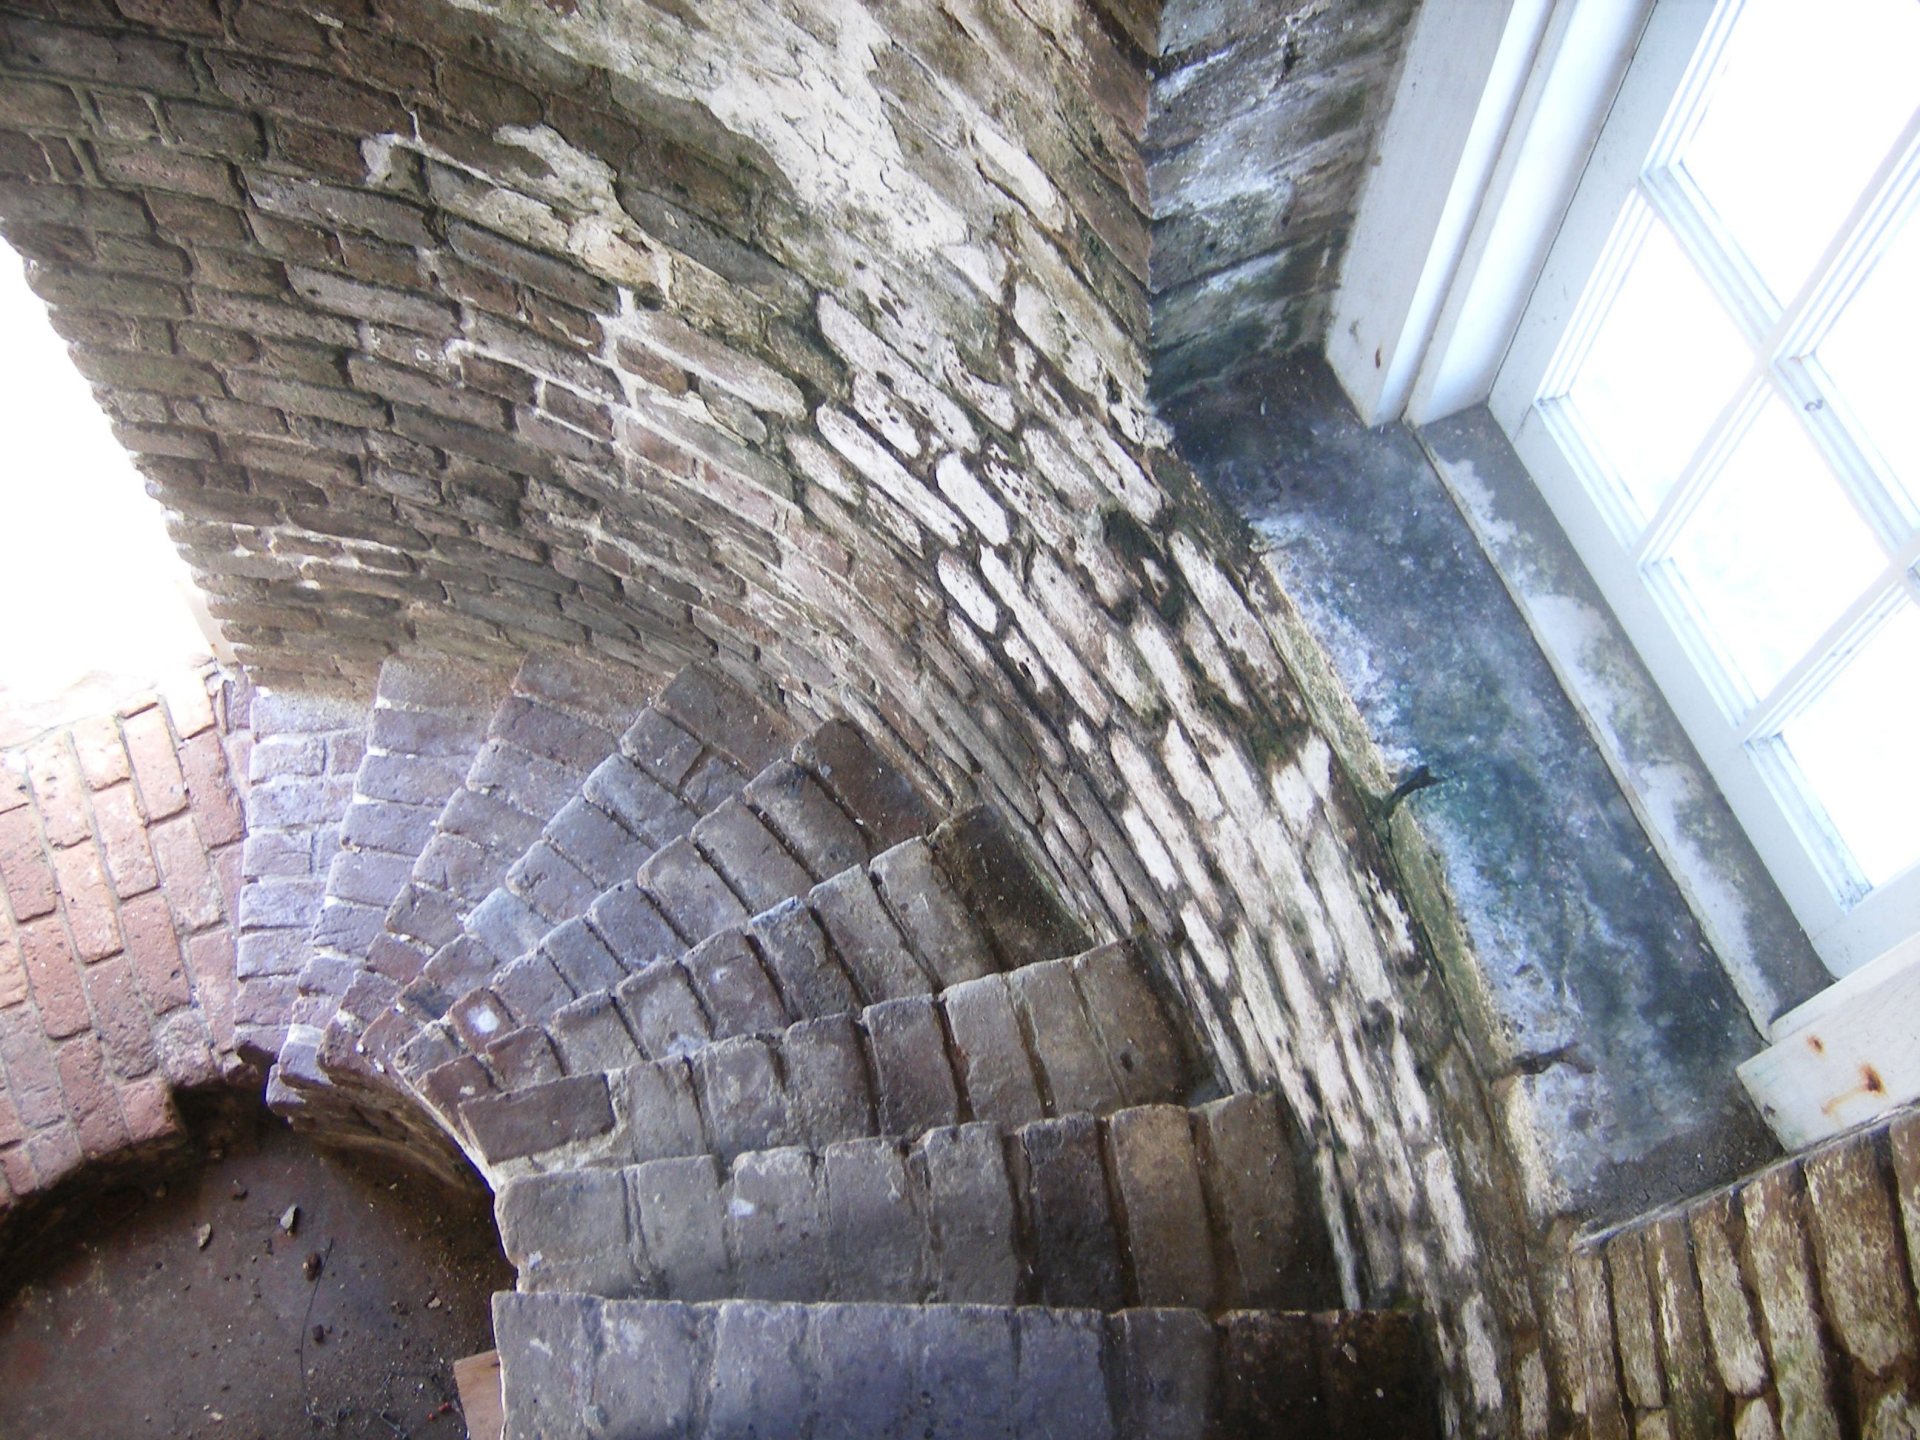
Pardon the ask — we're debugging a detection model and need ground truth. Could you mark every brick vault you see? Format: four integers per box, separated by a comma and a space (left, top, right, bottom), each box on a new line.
3, 3, 1915, 1437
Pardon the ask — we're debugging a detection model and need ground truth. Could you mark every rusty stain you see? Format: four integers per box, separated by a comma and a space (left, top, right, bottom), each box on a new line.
1863, 1064, 1885, 1094
1806, 1034, 1824, 1054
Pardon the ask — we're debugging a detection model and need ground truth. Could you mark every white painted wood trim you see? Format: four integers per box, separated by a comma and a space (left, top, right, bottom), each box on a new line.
1325, 0, 1541, 426
1405, 0, 1655, 426
1739, 942, 1920, 1148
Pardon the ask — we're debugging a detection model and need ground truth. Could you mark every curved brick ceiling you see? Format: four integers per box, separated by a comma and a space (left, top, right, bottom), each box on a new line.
0, 1, 1542, 1429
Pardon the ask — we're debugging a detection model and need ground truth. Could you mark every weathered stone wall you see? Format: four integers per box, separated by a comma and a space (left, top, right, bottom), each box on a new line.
0, 2, 1557, 1432
1147, 0, 1417, 407
1569, 1105, 1920, 1438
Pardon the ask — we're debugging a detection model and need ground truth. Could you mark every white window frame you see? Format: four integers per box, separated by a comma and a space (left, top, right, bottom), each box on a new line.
1491, 0, 1920, 976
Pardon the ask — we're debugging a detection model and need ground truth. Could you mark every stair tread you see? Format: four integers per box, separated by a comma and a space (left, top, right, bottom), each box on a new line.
491, 1293, 1434, 1440
458, 940, 1193, 1180
496, 1092, 1335, 1314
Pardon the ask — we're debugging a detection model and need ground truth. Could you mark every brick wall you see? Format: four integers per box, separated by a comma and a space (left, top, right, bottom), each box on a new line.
0, 3, 1567, 1433
1570, 1107, 1920, 1438
0, 668, 248, 1244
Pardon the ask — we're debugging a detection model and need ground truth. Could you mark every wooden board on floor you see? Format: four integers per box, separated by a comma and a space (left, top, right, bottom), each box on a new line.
454, 1350, 503, 1440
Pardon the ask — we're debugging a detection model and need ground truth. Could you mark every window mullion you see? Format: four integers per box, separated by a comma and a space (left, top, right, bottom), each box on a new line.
1740, 541, 1920, 741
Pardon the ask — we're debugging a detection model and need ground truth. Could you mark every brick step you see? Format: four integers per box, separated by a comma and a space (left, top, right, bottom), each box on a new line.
333, 658, 791, 1075
491, 1294, 1435, 1440
266, 653, 510, 1120
397, 716, 935, 1100
456, 941, 1189, 1177
233, 685, 372, 1065
496, 1093, 1336, 1314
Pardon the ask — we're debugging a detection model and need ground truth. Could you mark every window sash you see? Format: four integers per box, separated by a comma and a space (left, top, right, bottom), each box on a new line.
1493, 0, 1920, 975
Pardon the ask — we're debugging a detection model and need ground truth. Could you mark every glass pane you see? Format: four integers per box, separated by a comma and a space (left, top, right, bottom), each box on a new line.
1776, 601, 1920, 887
1679, 0, 1920, 304
1564, 219, 1751, 523
1664, 398, 1885, 697
1816, 203, 1920, 511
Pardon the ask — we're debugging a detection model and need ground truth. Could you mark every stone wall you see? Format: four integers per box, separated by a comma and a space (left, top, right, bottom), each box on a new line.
0, 669, 248, 1247
0, 3, 1565, 1433
1148, 0, 1417, 407
1569, 1106, 1920, 1438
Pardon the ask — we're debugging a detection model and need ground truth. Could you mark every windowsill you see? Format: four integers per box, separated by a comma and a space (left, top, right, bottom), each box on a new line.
1415, 406, 1831, 1033
1168, 352, 1799, 1222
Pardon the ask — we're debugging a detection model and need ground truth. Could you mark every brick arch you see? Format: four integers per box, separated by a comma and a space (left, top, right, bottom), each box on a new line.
0, 2, 1548, 1427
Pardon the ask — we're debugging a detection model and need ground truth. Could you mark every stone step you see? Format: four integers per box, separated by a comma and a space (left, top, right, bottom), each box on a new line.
496, 1093, 1337, 1314
232, 685, 371, 1064
267, 653, 509, 1119
491, 1294, 1435, 1440
405, 717, 934, 1093
338, 659, 791, 1074
455, 941, 1188, 1176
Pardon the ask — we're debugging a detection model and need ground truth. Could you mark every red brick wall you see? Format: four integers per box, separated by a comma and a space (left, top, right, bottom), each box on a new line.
0, 668, 248, 1226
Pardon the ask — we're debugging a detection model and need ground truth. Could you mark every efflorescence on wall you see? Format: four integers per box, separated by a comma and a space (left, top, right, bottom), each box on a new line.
0, 1, 1585, 1431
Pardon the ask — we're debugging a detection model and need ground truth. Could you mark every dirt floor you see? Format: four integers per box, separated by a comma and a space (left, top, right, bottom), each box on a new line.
0, 1102, 513, 1440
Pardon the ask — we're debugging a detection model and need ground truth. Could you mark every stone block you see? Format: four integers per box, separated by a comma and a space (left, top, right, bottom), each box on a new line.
724, 1147, 828, 1301
628, 1157, 730, 1301
745, 760, 867, 881
810, 866, 926, 1004
1009, 958, 1120, 1115
642, 836, 749, 942
864, 996, 960, 1138
1019, 1114, 1124, 1309
941, 973, 1045, 1126
619, 963, 712, 1060
871, 839, 996, 989
684, 929, 786, 1039
695, 1036, 793, 1158
920, 1123, 1019, 1303
823, 1139, 926, 1301
463, 1072, 614, 1164
1108, 1104, 1216, 1308
615, 1058, 707, 1164
748, 898, 859, 1019
781, 1014, 874, 1149
696, 799, 813, 912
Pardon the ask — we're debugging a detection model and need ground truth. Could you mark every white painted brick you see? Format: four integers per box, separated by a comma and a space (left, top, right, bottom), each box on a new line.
818, 407, 963, 546
934, 454, 1010, 546
936, 552, 999, 633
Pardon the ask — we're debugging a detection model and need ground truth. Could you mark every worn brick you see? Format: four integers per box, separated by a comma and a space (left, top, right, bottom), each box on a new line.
1804, 1137, 1919, 1379
121, 705, 188, 820
120, 889, 190, 1013
0, 804, 58, 919
52, 840, 120, 962
1742, 1167, 1842, 1440
1688, 1192, 1768, 1397
20, 916, 90, 1038
55, 1033, 127, 1157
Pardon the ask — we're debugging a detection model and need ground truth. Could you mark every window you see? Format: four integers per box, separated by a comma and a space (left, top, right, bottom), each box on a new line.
1494, 0, 1920, 976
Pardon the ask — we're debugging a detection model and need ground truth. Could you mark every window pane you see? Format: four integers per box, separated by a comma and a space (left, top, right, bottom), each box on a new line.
1816, 203, 1920, 511
1775, 601, 1920, 887
1564, 219, 1750, 523
1679, 0, 1920, 304
1664, 399, 1884, 697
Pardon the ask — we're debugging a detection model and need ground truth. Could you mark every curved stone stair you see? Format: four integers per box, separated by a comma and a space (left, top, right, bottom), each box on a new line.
402, 717, 937, 1096
338, 658, 798, 1083
227, 658, 1436, 1437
